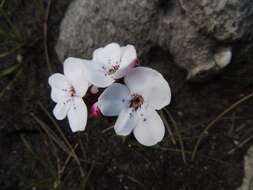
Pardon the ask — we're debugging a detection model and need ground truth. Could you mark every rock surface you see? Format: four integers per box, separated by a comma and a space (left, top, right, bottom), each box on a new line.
237, 145, 253, 190
56, 0, 253, 78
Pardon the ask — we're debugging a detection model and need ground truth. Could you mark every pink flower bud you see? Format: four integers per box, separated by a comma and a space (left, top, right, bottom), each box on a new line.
89, 102, 101, 118
133, 58, 140, 66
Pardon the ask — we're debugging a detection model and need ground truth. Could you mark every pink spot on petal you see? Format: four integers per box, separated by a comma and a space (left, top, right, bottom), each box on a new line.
89, 102, 101, 119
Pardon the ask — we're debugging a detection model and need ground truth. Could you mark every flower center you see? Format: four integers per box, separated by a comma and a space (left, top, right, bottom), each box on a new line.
69, 86, 76, 97
130, 94, 144, 110
108, 64, 120, 75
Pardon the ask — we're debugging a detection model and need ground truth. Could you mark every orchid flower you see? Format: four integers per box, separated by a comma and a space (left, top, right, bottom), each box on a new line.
97, 67, 171, 146
81, 43, 137, 88
48, 58, 89, 132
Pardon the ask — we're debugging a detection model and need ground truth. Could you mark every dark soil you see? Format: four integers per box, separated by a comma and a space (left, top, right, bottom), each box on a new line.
0, 0, 253, 190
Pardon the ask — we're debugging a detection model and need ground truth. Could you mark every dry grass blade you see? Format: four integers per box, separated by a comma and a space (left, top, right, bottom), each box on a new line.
21, 123, 81, 189
44, 127, 62, 188
43, 0, 52, 74
20, 134, 51, 172
125, 175, 145, 188
0, 7, 20, 39
30, 113, 70, 153
58, 144, 79, 180
164, 108, 187, 163
37, 103, 85, 177
160, 110, 177, 145
0, 44, 22, 58
156, 146, 192, 154
0, 68, 22, 98
0, 0, 6, 7
81, 163, 95, 189
78, 134, 87, 159
0, 63, 20, 78
191, 92, 253, 160
101, 126, 114, 133
33, 0, 44, 15
157, 146, 232, 165
38, 102, 74, 149
28, 178, 57, 190
228, 135, 253, 154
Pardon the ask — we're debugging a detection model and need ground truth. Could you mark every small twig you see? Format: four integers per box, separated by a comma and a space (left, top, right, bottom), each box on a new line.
192, 92, 253, 160
43, 0, 52, 74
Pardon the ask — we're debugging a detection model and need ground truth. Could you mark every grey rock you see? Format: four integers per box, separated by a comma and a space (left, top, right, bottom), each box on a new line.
56, 0, 253, 78
237, 145, 253, 190
56, 0, 158, 60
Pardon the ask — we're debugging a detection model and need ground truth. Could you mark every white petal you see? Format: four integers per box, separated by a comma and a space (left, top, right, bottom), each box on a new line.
53, 101, 71, 120
124, 67, 171, 110
133, 109, 165, 146
81, 59, 114, 88
67, 98, 87, 132
92, 47, 103, 62
120, 45, 137, 68
114, 108, 139, 136
63, 57, 89, 97
97, 83, 130, 116
113, 45, 137, 79
48, 73, 70, 89
92, 43, 121, 65
50, 88, 68, 103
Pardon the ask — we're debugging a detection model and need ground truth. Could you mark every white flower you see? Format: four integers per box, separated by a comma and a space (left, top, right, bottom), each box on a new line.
81, 42, 137, 88
97, 67, 171, 146
48, 58, 89, 132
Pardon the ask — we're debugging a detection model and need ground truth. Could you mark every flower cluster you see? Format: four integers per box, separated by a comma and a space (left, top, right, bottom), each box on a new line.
48, 43, 171, 146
